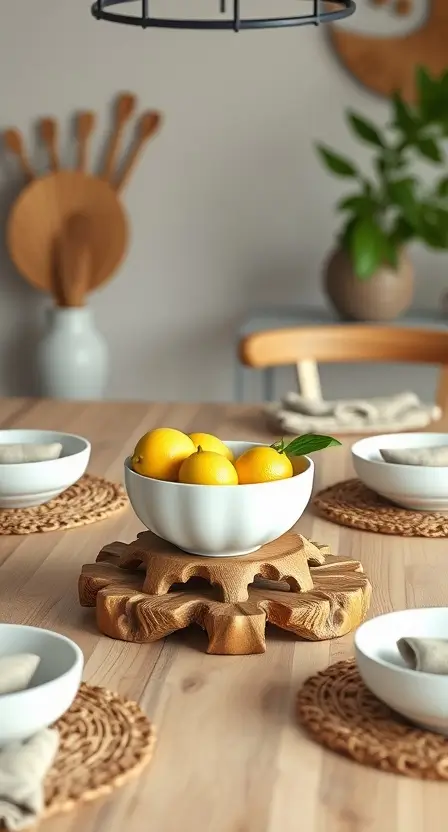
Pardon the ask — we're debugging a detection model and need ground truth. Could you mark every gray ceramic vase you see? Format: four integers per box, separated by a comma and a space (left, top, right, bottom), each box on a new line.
324, 248, 414, 322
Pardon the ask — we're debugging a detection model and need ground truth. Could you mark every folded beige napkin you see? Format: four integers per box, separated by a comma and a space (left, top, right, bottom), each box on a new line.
397, 637, 448, 674
267, 391, 441, 435
0, 444, 62, 464
0, 654, 59, 831
381, 447, 448, 467
0, 730, 59, 831
0, 655, 40, 696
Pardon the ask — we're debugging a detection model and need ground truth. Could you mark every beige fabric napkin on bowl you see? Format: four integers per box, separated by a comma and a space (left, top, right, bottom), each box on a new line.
0, 654, 60, 831
0, 655, 40, 696
266, 391, 441, 435
397, 638, 448, 674
0, 444, 63, 465
380, 447, 448, 467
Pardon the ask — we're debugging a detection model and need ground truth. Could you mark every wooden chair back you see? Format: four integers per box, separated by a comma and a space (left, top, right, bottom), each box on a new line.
239, 325, 448, 409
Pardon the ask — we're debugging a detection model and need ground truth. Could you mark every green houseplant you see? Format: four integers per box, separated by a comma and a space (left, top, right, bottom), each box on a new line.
317, 66, 448, 321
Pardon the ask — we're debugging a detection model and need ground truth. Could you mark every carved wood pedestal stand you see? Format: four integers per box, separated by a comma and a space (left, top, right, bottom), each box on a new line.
79, 531, 371, 655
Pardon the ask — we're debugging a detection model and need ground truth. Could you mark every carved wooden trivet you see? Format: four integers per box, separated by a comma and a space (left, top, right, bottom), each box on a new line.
79, 533, 371, 655
96, 530, 325, 603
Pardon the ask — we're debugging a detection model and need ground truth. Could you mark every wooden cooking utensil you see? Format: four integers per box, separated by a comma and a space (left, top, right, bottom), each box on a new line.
102, 92, 137, 183
55, 214, 91, 307
76, 112, 96, 173
115, 111, 162, 194
39, 118, 59, 172
4, 129, 35, 180
7, 170, 128, 299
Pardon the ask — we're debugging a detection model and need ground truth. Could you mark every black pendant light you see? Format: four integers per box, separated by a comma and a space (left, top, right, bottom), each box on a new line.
91, 0, 355, 32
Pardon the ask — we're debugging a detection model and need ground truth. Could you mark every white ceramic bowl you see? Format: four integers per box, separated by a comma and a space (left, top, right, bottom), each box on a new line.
352, 433, 448, 510
0, 429, 91, 508
124, 440, 314, 557
355, 608, 448, 734
0, 624, 83, 743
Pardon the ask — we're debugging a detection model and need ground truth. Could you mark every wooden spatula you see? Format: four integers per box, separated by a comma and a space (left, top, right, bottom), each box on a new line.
115, 111, 162, 193
39, 118, 59, 172
55, 214, 91, 307
4, 129, 35, 180
76, 112, 96, 173
102, 92, 137, 183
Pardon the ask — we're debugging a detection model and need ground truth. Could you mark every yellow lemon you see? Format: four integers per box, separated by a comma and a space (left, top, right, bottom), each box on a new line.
188, 432, 234, 462
179, 448, 238, 485
234, 446, 293, 484
131, 428, 195, 481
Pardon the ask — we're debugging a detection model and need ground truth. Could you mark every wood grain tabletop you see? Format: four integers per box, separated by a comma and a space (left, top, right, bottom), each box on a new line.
1, 397, 447, 832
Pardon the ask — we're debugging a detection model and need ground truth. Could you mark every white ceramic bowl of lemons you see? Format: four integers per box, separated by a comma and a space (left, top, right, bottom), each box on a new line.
124, 431, 317, 557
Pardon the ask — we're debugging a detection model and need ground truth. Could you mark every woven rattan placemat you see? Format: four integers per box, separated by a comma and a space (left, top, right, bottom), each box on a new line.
43, 682, 155, 820
297, 660, 448, 780
314, 478, 448, 537
0, 474, 128, 535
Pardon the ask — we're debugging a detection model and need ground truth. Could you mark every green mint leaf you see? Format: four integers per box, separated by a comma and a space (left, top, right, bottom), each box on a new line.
284, 434, 341, 457
316, 145, 358, 178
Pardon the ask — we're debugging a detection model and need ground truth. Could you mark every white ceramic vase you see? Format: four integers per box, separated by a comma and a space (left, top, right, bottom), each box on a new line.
36, 306, 109, 400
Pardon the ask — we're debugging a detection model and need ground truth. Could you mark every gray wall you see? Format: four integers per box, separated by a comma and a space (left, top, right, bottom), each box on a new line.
0, 0, 445, 402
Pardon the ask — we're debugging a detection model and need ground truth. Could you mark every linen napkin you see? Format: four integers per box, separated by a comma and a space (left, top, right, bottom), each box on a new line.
397, 637, 448, 674
0, 655, 40, 696
0, 730, 59, 831
0, 444, 62, 464
267, 391, 441, 435
380, 447, 448, 467
0, 654, 60, 831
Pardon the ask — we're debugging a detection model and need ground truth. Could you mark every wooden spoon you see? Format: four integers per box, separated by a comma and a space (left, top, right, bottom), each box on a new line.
55, 214, 91, 307
4, 129, 35, 180
76, 112, 96, 173
114, 111, 162, 194
39, 118, 59, 172
102, 92, 137, 183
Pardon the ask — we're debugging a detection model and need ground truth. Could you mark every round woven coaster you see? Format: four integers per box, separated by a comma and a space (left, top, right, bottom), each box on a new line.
314, 478, 448, 537
297, 660, 448, 780
44, 682, 156, 819
0, 474, 128, 535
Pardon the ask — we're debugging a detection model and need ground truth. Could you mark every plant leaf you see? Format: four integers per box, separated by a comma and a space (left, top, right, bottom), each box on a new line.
390, 216, 415, 246
391, 91, 418, 138
387, 178, 420, 226
418, 204, 448, 249
283, 434, 341, 457
336, 194, 377, 216
339, 216, 358, 252
416, 137, 444, 163
348, 112, 384, 147
350, 217, 385, 280
381, 236, 399, 269
316, 144, 358, 177
437, 176, 448, 198
416, 66, 439, 120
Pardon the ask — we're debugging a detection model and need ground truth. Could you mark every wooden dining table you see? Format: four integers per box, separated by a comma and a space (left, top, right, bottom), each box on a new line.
1, 396, 447, 832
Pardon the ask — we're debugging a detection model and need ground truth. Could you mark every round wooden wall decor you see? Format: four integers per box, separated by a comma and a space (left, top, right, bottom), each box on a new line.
329, 0, 446, 102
